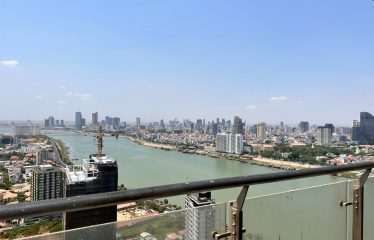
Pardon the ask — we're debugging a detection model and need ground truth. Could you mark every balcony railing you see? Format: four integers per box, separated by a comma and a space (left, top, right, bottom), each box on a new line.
0, 162, 373, 240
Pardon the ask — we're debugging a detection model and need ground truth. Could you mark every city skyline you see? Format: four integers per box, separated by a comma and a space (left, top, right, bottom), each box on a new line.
1, 1, 374, 124
0, 113, 366, 127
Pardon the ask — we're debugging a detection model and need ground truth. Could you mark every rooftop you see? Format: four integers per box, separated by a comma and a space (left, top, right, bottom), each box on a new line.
65, 154, 116, 184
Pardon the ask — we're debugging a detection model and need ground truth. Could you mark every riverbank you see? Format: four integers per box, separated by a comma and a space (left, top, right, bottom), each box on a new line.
123, 136, 178, 151
250, 157, 319, 170
124, 137, 324, 170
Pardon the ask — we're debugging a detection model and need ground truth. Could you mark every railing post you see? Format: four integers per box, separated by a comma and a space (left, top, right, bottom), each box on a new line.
231, 185, 249, 240
352, 168, 371, 240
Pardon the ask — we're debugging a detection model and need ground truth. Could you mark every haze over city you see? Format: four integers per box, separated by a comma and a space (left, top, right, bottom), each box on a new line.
1, 0, 374, 124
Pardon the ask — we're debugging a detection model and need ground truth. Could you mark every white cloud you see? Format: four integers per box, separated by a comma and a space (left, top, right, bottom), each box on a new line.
296, 101, 304, 104
66, 91, 93, 101
58, 100, 67, 105
270, 96, 288, 102
0, 60, 19, 67
35, 96, 43, 100
74, 93, 92, 101
59, 86, 67, 90
245, 105, 257, 110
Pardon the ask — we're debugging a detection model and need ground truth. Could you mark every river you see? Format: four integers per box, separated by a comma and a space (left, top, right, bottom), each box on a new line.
1, 128, 365, 239
42, 130, 346, 207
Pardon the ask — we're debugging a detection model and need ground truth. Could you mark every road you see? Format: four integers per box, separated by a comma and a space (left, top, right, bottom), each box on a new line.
46, 136, 67, 168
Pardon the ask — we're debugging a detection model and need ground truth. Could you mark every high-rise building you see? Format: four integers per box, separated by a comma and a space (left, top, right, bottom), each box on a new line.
352, 120, 361, 141
233, 116, 245, 135
212, 123, 218, 136
55, 120, 60, 126
317, 126, 332, 146
216, 133, 228, 152
358, 112, 374, 145
257, 122, 267, 140
75, 112, 83, 129
12, 125, 41, 136
48, 116, 55, 126
251, 125, 257, 135
234, 134, 244, 154
216, 133, 243, 154
31, 165, 64, 201
60, 120, 65, 127
185, 192, 220, 240
299, 121, 310, 133
92, 112, 99, 125
136, 117, 141, 129
195, 119, 203, 131
113, 117, 121, 129
64, 128, 118, 234
44, 119, 49, 127
160, 119, 165, 130
228, 133, 236, 153
105, 116, 112, 126
324, 123, 335, 134
64, 155, 118, 230
226, 120, 231, 131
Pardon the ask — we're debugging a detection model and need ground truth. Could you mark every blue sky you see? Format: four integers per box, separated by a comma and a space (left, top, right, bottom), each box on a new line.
1, 0, 374, 125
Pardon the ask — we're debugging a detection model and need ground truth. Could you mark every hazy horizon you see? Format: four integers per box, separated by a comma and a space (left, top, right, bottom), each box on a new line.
1, 1, 374, 125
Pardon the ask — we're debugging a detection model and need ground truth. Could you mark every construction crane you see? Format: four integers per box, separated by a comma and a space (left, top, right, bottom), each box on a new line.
97, 126, 103, 161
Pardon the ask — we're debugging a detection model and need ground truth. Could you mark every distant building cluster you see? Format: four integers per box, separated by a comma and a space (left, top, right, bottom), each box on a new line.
44, 116, 65, 128
73, 111, 123, 131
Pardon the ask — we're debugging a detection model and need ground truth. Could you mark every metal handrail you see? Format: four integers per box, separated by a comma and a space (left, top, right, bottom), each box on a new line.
0, 162, 373, 221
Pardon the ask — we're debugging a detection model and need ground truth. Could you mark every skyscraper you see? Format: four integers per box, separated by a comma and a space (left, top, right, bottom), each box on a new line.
92, 112, 99, 125
233, 116, 245, 135
31, 165, 64, 201
75, 112, 83, 129
136, 117, 141, 129
317, 126, 332, 146
212, 123, 218, 136
299, 121, 309, 133
352, 120, 360, 141
257, 122, 267, 140
195, 119, 203, 131
113, 117, 121, 129
105, 116, 113, 126
48, 116, 55, 126
226, 120, 231, 131
359, 112, 374, 145
185, 192, 220, 240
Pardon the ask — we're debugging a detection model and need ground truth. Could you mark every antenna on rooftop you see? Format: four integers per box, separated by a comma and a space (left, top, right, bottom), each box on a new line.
97, 126, 103, 161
